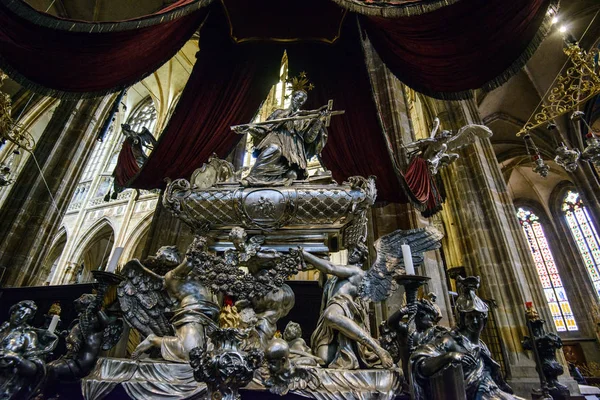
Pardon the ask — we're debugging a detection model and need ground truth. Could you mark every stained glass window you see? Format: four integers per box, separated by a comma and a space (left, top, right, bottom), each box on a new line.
562, 191, 600, 301
517, 207, 578, 332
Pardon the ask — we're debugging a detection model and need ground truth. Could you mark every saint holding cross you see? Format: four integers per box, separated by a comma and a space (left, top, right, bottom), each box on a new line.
231, 73, 343, 186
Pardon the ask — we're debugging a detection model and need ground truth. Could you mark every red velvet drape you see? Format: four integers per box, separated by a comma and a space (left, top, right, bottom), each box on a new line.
404, 157, 442, 216
362, 0, 553, 99
120, 13, 282, 189
0, 1, 209, 97
114, 140, 139, 188
221, 0, 346, 43
287, 21, 408, 204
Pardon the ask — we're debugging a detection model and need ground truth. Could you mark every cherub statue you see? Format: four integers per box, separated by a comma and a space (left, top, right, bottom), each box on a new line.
262, 338, 321, 396
301, 227, 443, 369
117, 239, 219, 362
283, 321, 324, 366
226, 227, 282, 274
231, 74, 341, 187
235, 271, 295, 350
554, 144, 580, 172
43, 293, 123, 397
0, 300, 58, 400
410, 276, 515, 400
405, 117, 493, 175
186, 227, 299, 350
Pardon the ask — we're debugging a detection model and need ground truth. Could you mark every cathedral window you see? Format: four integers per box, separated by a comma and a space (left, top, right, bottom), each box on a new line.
562, 191, 600, 301
105, 98, 157, 174
126, 97, 157, 135
517, 207, 578, 332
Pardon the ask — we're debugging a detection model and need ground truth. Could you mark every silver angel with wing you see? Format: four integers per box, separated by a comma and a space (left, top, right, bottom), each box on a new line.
300, 227, 443, 369
406, 117, 493, 174
117, 243, 219, 362
117, 258, 174, 339
360, 226, 444, 302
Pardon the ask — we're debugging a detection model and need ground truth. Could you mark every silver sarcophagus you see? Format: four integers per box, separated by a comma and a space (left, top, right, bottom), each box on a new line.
163, 157, 376, 253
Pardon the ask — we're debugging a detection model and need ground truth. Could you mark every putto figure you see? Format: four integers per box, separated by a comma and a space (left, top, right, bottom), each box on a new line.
283, 321, 323, 366
117, 240, 219, 362
410, 276, 515, 400
232, 73, 341, 186
0, 300, 58, 400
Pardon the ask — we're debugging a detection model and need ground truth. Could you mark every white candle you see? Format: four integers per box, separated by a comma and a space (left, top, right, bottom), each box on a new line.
106, 247, 124, 272
401, 243, 415, 275
48, 315, 60, 334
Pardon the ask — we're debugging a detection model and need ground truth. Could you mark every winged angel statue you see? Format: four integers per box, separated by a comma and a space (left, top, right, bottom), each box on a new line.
117, 240, 219, 362
405, 117, 493, 175
300, 226, 443, 370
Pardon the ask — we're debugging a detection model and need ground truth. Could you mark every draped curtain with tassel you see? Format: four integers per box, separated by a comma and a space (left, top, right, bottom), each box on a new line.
0, 0, 558, 212
287, 20, 408, 204
116, 12, 282, 189
0, 0, 211, 98
360, 0, 556, 99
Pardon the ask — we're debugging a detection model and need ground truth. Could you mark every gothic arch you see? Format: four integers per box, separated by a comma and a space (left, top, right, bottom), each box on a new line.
35, 226, 68, 286
546, 182, 600, 338
121, 213, 154, 262
71, 218, 115, 282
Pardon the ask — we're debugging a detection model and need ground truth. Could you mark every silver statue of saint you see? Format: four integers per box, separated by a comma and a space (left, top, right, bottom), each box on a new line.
232, 91, 342, 186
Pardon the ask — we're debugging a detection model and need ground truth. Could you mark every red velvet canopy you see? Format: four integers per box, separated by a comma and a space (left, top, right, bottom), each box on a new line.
363, 0, 555, 99
0, 0, 556, 210
0, 0, 210, 97
286, 21, 409, 204
118, 11, 282, 189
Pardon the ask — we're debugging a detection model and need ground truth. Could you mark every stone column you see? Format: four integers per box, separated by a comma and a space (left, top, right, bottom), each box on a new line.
363, 37, 454, 327
431, 97, 578, 394
570, 163, 600, 229
0, 97, 109, 287
141, 195, 195, 260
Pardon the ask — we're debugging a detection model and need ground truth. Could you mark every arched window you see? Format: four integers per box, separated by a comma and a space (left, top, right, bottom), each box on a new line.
127, 97, 158, 135
104, 97, 157, 173
562, 191, 600, 299
517, 207, 578, 332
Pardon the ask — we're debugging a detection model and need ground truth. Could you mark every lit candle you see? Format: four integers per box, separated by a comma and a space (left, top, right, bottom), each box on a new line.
401, 243, 415, 275
106, 247, 124, 273
48, 315, 60, 334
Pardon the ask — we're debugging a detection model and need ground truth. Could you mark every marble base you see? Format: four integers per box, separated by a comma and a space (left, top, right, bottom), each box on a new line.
81, 358, 205, 400
82, 358, 404, 400
250, 366, 404, 400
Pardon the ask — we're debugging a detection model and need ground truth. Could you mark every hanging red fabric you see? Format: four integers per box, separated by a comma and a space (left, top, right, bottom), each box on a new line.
0, 1, 210, 98
118, 12, 282, 189
362, 0, 554, 99
403, 157, 443, 216
287, 20, 409, 204
114, 141, 140, 188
